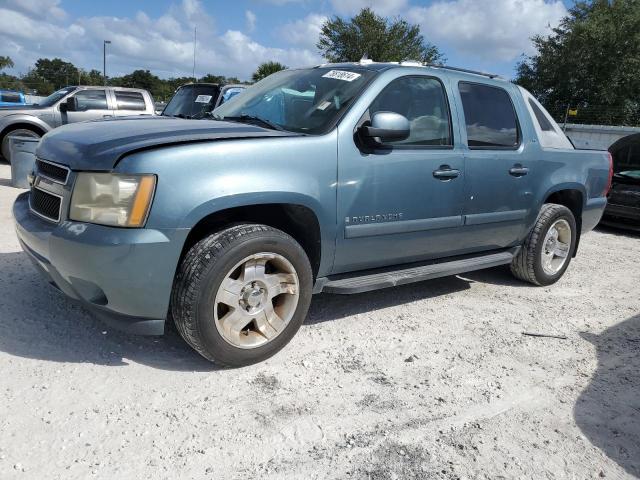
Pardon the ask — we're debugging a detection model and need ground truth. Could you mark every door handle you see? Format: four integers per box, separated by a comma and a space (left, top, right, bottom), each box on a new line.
102, 115, 113, 118
509, 165, 529, 177
433, 165, 460, 180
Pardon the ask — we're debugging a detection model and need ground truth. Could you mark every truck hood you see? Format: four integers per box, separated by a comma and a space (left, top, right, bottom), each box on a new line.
37, 116, 299, 170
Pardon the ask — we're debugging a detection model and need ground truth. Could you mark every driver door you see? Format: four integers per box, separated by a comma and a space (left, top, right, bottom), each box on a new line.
334, 75, 467, 273
64, 89, 113, 124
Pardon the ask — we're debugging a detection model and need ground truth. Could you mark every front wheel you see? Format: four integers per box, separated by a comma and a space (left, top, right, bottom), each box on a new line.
171, 224, 313, 367
511, 204, 577, 286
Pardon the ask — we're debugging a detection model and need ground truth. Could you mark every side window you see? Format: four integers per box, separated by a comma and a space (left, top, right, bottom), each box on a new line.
369, 76, 452, 146
528, 98, 554, 131
115, 91, 146, 111
73, 90, 108, 110
459, 82, 519, 148
220, 87, 244, 105
1, 92, 21, 103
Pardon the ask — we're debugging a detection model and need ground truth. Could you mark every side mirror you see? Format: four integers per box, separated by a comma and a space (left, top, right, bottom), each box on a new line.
61, 96, 77, 113
360, 112, 410, 144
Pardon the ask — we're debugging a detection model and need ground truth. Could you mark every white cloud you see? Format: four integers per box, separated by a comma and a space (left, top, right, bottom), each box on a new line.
411, 0, 567, 61
329, 0, 408, 16
280, 13, 327, 50
220, 30, 320, 71
245, 10, 257, 32
0, 0, 321, 81
3, 0, 66, 21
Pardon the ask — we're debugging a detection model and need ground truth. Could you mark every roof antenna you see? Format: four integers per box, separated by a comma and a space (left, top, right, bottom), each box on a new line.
359, 53, 372, 64
360, 53, 368, 61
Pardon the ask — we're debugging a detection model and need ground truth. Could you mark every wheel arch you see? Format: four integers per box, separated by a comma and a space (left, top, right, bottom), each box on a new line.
0, 118, 49, 139
180, 200, 324, 279
542, 185, 585, 256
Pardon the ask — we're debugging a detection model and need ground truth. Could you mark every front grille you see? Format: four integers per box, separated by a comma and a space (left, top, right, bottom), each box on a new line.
36, 159, 69, 184
30, 187, 62, 222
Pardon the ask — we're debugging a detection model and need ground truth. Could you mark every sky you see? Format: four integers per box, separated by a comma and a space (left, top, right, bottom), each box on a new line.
0, 0, 574, 81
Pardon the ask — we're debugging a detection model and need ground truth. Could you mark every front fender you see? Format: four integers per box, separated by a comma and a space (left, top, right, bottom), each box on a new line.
116, 133, 339, 276
0, 113, 51, 134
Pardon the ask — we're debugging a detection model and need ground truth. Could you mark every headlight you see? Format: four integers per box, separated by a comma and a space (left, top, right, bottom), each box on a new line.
70, 173, 156, 227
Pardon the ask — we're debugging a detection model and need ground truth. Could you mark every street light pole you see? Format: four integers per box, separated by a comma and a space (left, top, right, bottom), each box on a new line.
103, 40, 111, 86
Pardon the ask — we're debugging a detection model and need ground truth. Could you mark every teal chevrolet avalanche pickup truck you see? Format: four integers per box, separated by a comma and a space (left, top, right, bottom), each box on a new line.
13, 62, 612, 366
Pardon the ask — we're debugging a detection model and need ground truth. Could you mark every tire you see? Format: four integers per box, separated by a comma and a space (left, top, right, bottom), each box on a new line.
511, 203, 577, 286
171, 224, 313, 367
1, 126, 42, 163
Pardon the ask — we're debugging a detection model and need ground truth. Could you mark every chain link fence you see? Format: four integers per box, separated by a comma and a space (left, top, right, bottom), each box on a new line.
546, 104, 640, 128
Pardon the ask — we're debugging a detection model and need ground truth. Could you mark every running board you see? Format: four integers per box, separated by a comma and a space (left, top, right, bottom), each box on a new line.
315, 249, 518, 295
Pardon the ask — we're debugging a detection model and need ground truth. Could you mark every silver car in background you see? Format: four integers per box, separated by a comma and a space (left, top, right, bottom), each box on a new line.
0, 86, 155, 161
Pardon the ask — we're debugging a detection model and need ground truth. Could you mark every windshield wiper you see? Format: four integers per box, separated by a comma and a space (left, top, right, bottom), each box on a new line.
217, 114, 284, 131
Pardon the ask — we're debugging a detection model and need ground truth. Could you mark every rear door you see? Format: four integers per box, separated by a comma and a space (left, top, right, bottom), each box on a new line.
454, 81, 535, 249
112, 90, 148, 117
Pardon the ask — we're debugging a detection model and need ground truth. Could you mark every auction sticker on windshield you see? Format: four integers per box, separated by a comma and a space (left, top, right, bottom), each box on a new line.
322, 70, 362, 82
195, 95, 213, 103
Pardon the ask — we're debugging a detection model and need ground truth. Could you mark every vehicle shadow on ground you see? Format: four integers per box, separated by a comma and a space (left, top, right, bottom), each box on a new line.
0, 251, 217, 371
0, 250, 485, 370
306, 274, 472, 324
575, 314, 640, 478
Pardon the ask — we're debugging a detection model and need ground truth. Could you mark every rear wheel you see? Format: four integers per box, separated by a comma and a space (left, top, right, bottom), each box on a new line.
1, 127, 42, 163
171, 224, 313, 366
511, 204, 577, 286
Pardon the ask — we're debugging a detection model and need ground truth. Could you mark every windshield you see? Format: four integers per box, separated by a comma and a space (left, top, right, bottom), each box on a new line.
213, 67, 376, 134
162, 84, 220, 119
38, 86, 77, 107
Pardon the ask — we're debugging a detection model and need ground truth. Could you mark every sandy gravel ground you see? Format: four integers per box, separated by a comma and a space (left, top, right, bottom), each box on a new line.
0, 163, 638, 480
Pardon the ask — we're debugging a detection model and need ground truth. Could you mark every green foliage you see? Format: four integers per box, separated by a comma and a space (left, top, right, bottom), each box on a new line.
515, 0, 640, 126
252, 61, 287, 82
33, 58, 79, 91
0, 56, 247, 99
317, 8, 444, 64
79, 69, 104, 86
0, 56, 14, 70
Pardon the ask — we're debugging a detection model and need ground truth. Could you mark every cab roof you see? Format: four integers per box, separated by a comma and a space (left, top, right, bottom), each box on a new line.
314, 61, 505, 82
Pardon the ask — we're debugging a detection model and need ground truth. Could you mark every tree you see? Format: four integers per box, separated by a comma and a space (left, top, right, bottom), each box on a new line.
252, 61, 287, 82
20, 69, 54, 95
0, 56, 14, 71
110, 69, 166, 98
515, 0, 640, 126
33, 58, 79, 90
79, 69, 104, 86
317, 8, 443, 64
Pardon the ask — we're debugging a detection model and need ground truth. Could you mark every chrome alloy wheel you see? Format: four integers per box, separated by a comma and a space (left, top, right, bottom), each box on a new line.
541, 219, 571, 275
213, 253, 300, 349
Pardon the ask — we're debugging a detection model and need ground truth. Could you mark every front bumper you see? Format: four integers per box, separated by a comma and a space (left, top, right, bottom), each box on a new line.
13, 192, 189, 335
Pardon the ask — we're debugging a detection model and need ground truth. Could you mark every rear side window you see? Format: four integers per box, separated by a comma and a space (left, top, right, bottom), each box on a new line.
115, 91, 146, 111
369, 76, 452, 147
74, 90, 108, 110
459, 82, 519, 148
528, 99, 554, 131
1, 92, 21, 103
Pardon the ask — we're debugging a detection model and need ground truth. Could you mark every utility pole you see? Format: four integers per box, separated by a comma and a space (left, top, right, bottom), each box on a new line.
192, 27, 197, 82
103, 40, 111, 86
